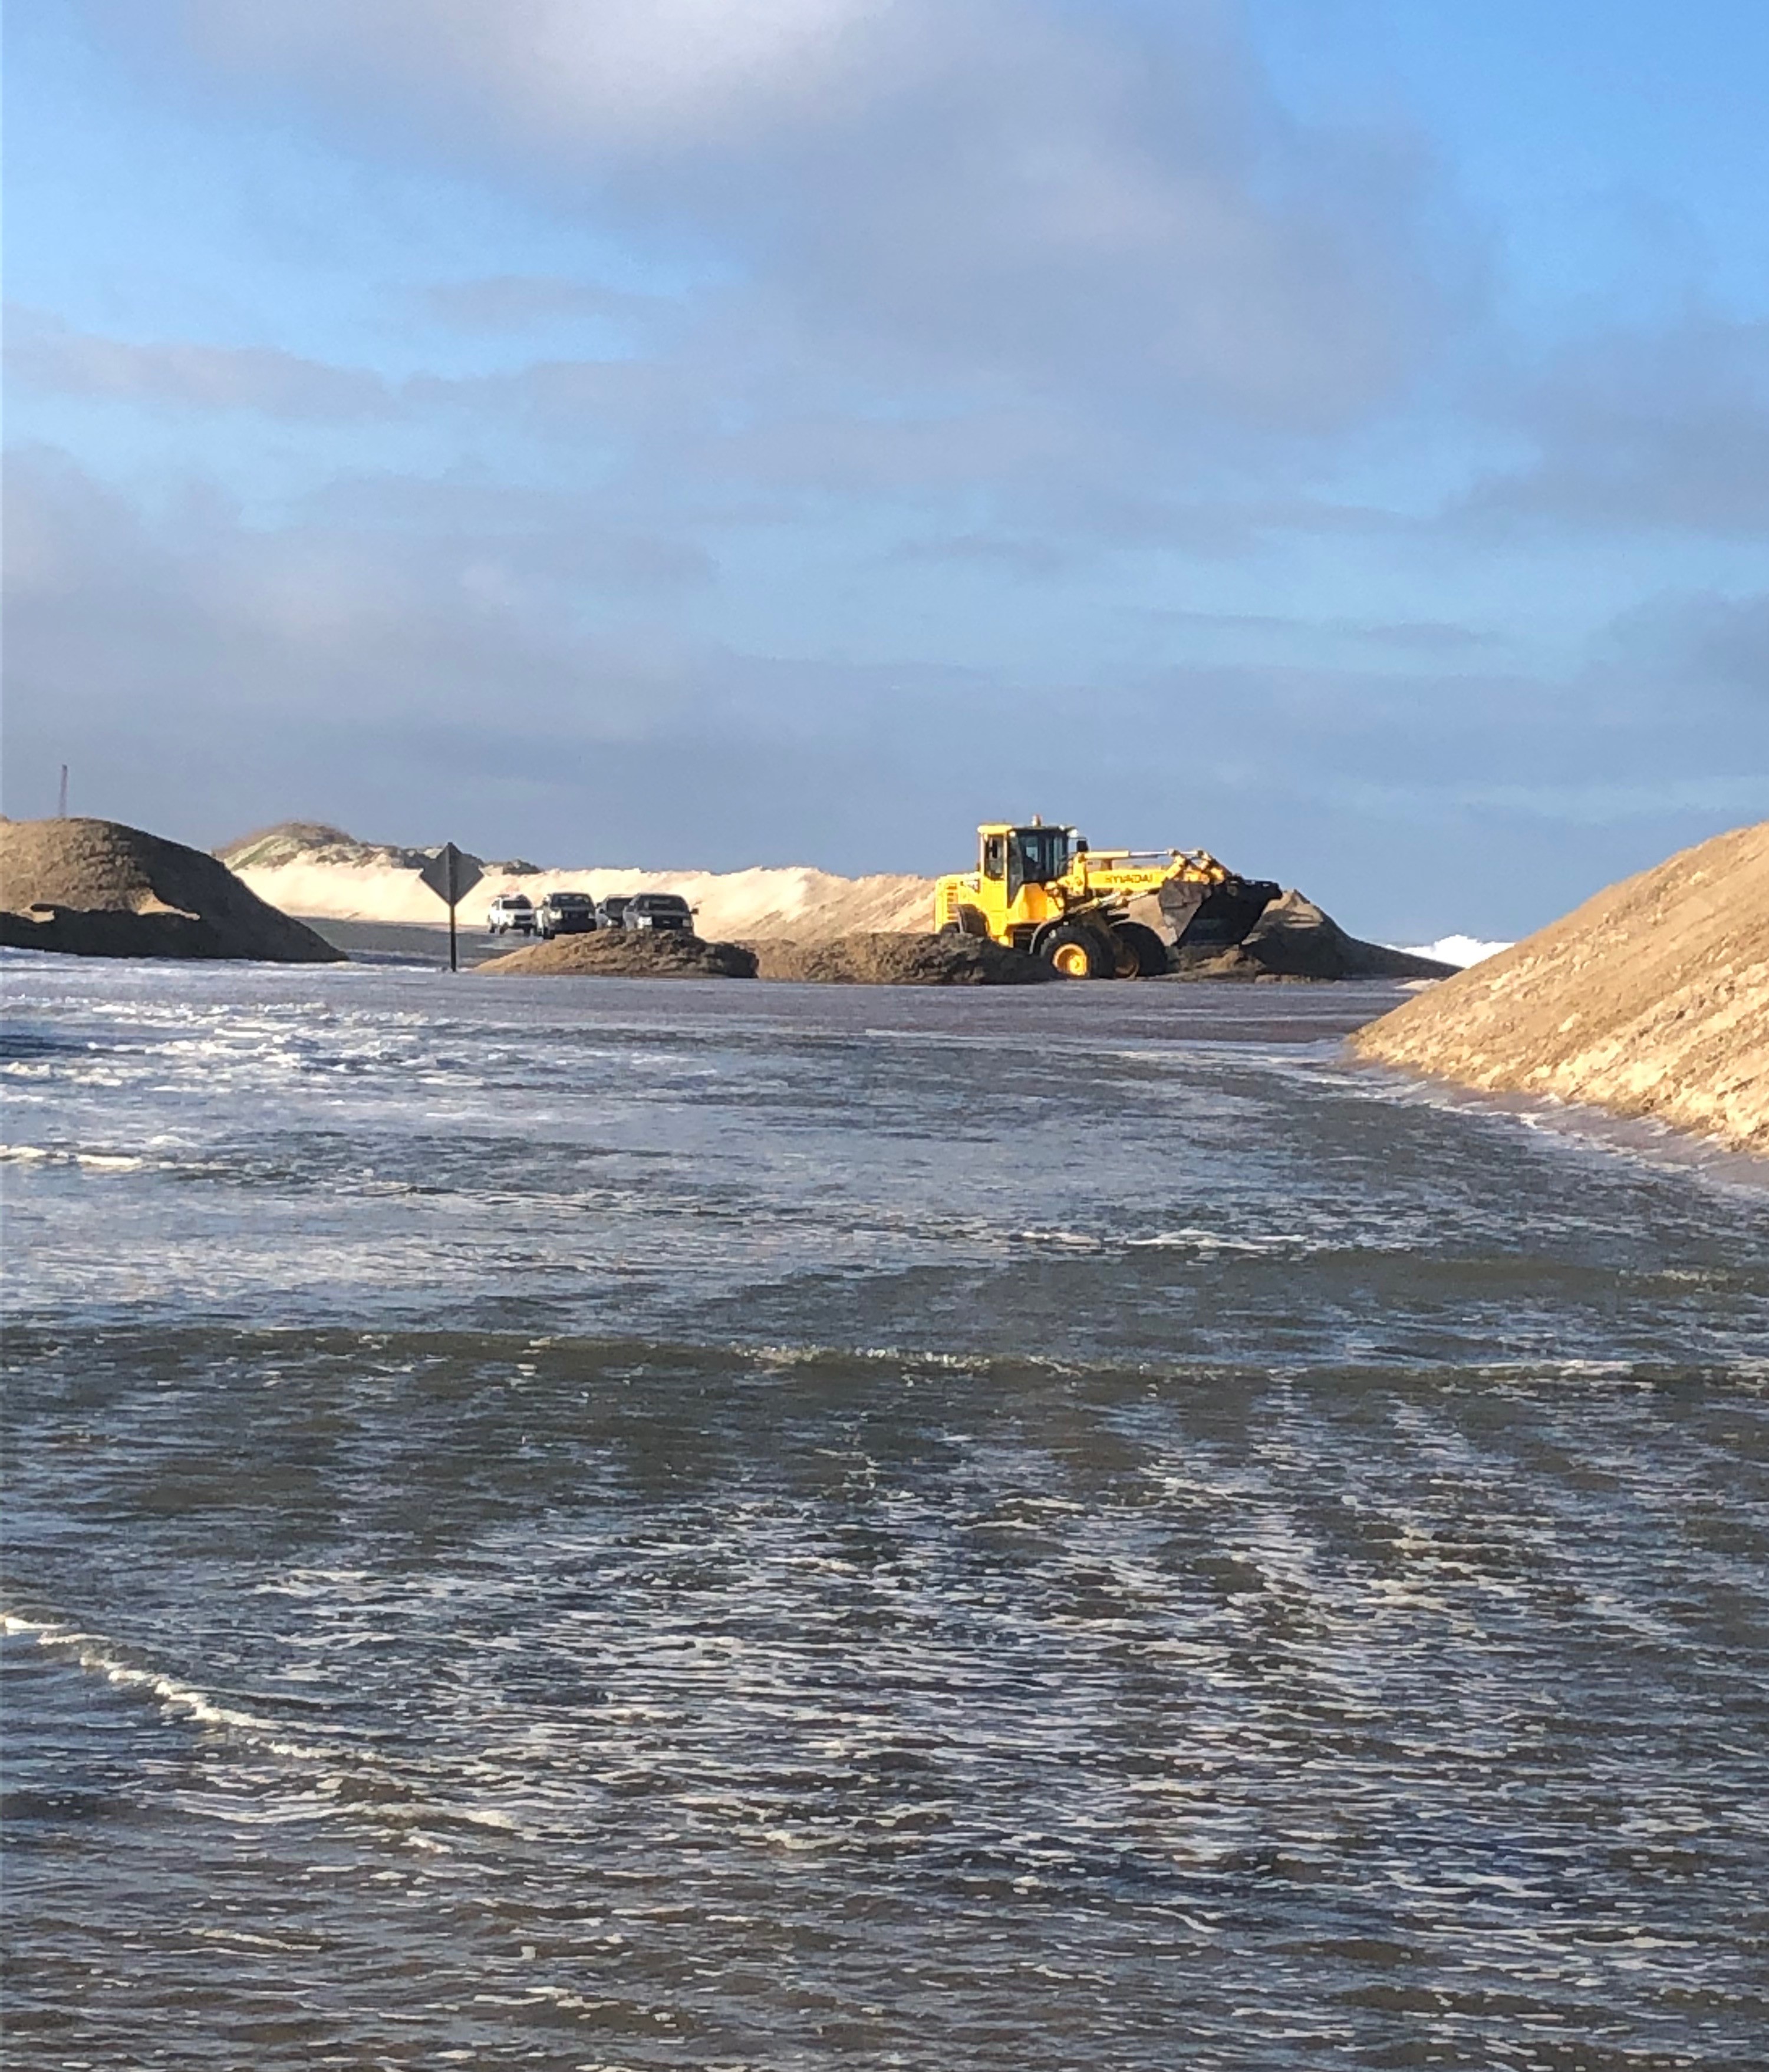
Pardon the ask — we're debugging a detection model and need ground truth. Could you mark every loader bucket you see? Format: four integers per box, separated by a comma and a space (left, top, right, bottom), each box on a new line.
1154, 875, 1281, 953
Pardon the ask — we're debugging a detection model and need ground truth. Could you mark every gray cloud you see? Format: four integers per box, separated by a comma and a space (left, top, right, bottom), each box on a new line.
421, 275, 676, 335
1586, 587, 1769, 727
17, 8, 1762, 938
299, 473, 716, 591
4, 306, 393, 419
8, 444, 1763, 936
1461, 315, 1769, 535
178, 0, 899, 160
162, 0, 1459, 436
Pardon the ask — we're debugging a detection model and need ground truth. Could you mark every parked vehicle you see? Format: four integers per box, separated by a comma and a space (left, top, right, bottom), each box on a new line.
594, 895, 633, 931
486, 893, 536, 935
621, 892, 695, 933
536, 891, 597, 939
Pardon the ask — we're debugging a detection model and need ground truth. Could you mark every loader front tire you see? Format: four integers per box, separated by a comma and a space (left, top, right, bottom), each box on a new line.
1041, 924, 1112, 979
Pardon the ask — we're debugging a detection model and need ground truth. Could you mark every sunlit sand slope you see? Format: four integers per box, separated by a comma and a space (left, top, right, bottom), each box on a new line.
1351, 821, 1769, 1154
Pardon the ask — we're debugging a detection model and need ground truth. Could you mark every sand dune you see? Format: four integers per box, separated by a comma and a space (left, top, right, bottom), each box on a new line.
2, 817, 342, 962
220, 824, 934, 941
1352, 821, 1769, 1155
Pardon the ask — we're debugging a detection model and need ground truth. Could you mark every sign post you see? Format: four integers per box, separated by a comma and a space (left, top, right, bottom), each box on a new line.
417, 843, 484, 971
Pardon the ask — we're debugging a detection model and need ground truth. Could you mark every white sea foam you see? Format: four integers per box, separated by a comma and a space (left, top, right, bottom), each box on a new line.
4, 1609, 550, 1846
2, 1611, 336, 1759
1, 1141, 146, 1173
1394, 933, 1511, 966
1126, 1226, 1310, 1255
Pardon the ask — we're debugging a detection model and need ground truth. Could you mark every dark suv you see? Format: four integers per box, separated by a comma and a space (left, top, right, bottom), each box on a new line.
621, 892, 694, 933
594, 896, 631, 931
536, 891, 597, 939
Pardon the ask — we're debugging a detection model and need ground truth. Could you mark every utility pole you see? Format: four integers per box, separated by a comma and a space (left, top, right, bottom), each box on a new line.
57, 765, 68, 817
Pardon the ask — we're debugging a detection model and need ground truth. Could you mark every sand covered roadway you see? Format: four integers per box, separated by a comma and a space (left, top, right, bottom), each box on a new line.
1353, 820, 1769, 1156
1, 817, 341, 963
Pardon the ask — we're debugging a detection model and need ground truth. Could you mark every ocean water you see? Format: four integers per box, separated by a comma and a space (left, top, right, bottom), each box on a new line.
4, 955, 1767, 2071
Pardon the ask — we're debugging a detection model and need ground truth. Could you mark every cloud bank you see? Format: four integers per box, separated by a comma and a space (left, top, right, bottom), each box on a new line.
5, 1, 1765, 935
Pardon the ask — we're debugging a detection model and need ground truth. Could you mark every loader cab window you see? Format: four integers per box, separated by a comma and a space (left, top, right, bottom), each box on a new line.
1013, 827, 1070, 885
981, 834, 1007, 880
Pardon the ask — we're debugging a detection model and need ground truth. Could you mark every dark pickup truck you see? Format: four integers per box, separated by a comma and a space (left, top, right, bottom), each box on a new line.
536, 891, 597, 939
621, 892, 695, 933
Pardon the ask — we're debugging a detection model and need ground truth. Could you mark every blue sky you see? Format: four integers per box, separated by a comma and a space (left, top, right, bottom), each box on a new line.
5, 1, 1766, 935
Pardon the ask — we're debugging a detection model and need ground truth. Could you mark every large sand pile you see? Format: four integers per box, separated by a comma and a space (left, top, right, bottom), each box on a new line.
220, 823, 933, 940
477, 933, 758, 979
1, 818, 342, 962
1350, 821, 1769, 1154
751, 933, 1054, 985
1181, 893, 1457, 981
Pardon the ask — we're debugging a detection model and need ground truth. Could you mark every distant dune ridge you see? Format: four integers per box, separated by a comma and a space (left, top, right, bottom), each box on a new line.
218, 824, 935, 941
1, 817, 342, 962
1352, 821, 1769, 1156
215, 823, 1465, 974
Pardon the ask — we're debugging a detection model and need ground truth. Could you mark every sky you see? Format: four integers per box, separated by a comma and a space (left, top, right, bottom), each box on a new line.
4, 0, 1767, 937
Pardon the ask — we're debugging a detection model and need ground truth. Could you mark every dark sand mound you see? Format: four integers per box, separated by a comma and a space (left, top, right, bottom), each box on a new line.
1, 817, 342, 962
472, 908, 1432, 989
482, 929, 1049, 985
1352, 821, 1769, 1154
752, 933, 1054, 985
1178, 892, 1457, 981
478, 932, 757, 979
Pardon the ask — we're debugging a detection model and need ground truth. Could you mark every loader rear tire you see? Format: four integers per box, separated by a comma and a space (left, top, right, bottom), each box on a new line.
1041, 924, 1112, 979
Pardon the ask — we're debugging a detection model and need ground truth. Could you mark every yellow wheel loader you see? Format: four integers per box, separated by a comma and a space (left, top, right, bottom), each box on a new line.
933, 820, 1280, 979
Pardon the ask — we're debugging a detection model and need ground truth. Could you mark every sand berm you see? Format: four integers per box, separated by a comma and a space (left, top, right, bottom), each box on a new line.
477, 931, 1055, 984
1, 818, 341, 962
1352, 820, 1769, 1156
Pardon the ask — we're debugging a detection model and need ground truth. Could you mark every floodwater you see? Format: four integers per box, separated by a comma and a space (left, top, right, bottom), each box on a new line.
4, 955, 1767, 2070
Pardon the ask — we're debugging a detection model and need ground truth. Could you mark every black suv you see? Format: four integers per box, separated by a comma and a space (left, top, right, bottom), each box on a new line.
536, 891, 596, 939
621, 892, 694, 933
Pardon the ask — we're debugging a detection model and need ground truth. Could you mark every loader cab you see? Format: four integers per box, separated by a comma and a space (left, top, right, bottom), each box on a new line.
979, 821, 1076, 903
